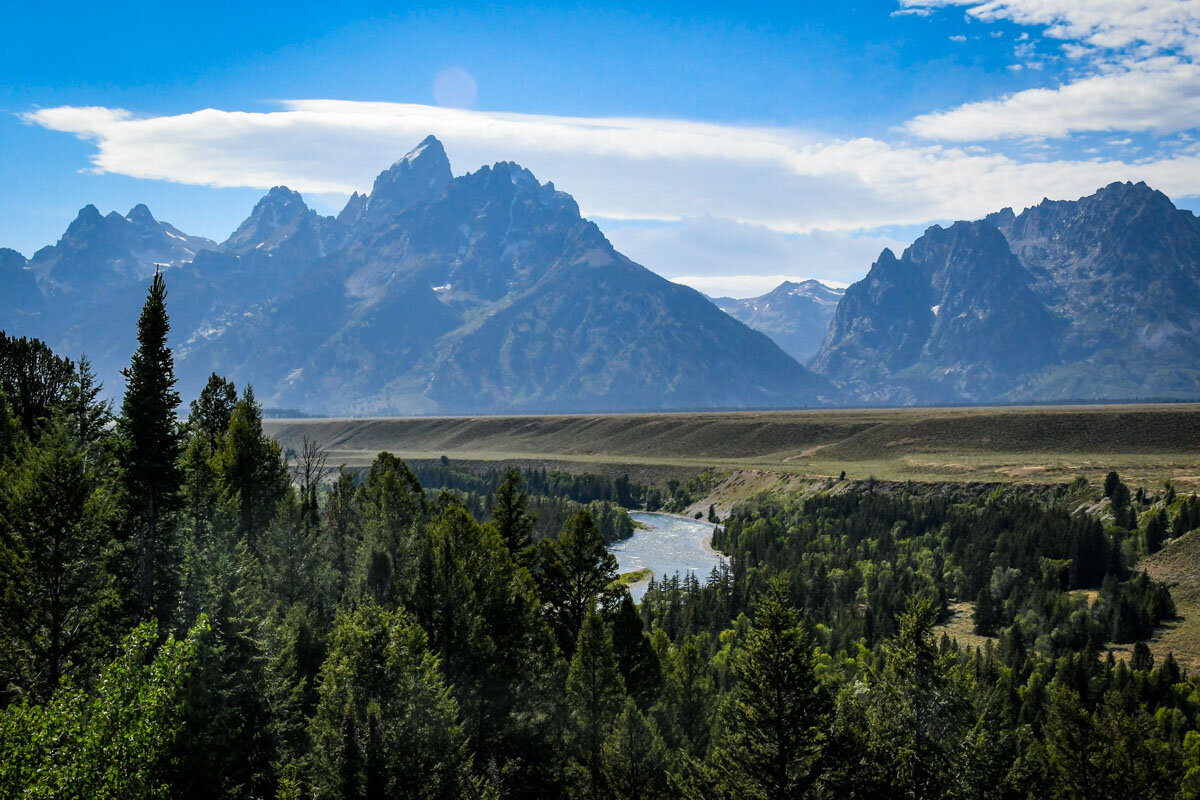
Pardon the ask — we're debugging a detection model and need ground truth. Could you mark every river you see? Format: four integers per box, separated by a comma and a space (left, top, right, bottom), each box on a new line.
610, 511, 726, 601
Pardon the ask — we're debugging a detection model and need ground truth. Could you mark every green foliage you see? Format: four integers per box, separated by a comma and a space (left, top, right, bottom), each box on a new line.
1104, 470, 1120, 498
566, 608, 625, 799
188, 373, 238, 450
534, 510, 619, 656
307, 603, 473, 800
214, 387, 290, 550
601, 698, 669, 800
657, 634, 715, 759
0, 421, 114, 700
9, 303, 1200, 798
118, 271, 184, 621
607, 591, 662, 708
0, 332, 75, 442
490, 467, 536, 562
0, 617, 209, 800
409, 504, 558, 780
66, 354, 112, 458
709, 581, 828, 800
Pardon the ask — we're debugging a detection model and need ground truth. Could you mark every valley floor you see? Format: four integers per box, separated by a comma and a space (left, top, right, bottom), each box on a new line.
265, 402, 1200, 490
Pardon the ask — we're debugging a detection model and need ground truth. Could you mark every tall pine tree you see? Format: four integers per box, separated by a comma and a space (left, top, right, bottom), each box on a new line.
119, 270, 184, 623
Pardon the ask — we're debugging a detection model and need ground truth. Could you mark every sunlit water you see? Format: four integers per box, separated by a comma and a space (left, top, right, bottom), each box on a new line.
610, 512, 726, 601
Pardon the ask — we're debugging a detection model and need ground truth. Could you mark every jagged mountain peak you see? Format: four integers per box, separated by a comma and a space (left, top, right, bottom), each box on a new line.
263, 185, 305, 203
347, 135, 454, 231
65, 204, 104, 233
394, 134, 447, 167
126, 203, 156, 225
814, 180, 1200, 404
218, 184, 347, 261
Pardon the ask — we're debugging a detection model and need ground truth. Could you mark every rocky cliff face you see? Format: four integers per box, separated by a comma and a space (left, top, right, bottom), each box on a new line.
813, 182, 1200, 403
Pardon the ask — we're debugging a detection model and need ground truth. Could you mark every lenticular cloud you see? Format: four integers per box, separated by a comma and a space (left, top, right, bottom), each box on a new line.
24, 100, 1200, 234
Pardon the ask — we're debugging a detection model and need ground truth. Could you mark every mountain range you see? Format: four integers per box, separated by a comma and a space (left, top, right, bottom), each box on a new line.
3, 139, 1198, 413
812, 181, 1200, 404
1, 136, 830, 414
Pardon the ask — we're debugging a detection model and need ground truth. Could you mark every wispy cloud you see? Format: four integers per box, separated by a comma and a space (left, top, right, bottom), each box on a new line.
899, 0, 1200, 141
900, 0, 1200, 57
24, 101, 1200, 238
905, 61, 1200, 139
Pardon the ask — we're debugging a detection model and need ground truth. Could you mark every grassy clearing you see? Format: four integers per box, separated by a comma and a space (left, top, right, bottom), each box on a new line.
611, 568, 653, 590
934, 601, 997, 654
266, 403, 1200, 488
1140, 529, 1200, 670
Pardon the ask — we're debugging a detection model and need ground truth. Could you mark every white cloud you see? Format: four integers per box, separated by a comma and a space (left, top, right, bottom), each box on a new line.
905, 62, 1200, 139
603, 218, 906, 289
25, 101, 1200, 238
899, 0, 1200, 141
900, 1, 1200, 57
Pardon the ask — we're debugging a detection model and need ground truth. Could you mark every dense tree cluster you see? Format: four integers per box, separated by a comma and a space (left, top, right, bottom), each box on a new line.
3, 277, 1200, 797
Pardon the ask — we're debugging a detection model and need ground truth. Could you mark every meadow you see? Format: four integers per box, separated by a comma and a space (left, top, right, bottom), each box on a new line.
265, 402, 1200, 489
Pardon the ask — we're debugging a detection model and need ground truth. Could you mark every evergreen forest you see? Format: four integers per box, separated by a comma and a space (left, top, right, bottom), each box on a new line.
3, 274, 1200, 798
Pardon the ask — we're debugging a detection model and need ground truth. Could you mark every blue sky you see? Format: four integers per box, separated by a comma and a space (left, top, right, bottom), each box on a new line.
5, 0, 1200, 296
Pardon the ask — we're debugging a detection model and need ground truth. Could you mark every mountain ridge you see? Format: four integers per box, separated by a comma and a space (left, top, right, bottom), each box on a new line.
2, 137, 833, 414
812, 181, 1200, 403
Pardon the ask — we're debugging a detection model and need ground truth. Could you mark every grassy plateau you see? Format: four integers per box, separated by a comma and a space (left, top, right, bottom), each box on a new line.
265, 403, 1200, 489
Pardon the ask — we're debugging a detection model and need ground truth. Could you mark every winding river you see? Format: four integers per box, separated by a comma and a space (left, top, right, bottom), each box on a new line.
610, 512, 726, 601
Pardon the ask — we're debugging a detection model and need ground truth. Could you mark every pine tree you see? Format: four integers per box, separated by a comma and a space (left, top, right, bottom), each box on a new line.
1104, 471, 1120, 498
1043, 683, 1100, 799
601, 698, 669, 800
608, 591, 662, 707
307, 603, 473, 799
188, 373, 237, 450
215, 387, 289, 551
567, 608, 626, 800
710, 581, 828, 800
491, 467, 535, 563
660, 635, 715, 759
0, 332, 75, 442
321, 467, 361, 605
1, 421, 110, 699
66, 354, 111, 458
534, 509, 619, 656
119, 270, 184, 622
411, 505, 558, 787
1144, 508, 1168, 554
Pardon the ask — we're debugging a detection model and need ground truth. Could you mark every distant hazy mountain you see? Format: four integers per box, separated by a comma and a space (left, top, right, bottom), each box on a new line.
812, 182, 1200, 403
713, 280, 843, 363
28, 203, 215, 295
2, 137, 832, 414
